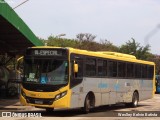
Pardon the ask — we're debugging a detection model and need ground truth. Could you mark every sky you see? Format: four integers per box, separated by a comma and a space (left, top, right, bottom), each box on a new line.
6, 0, 160, 54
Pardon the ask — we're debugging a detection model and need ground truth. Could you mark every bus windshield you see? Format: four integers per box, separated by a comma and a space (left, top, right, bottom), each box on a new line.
24, 58, 68, 85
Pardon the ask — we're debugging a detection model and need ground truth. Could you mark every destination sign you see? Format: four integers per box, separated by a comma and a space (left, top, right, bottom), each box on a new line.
34, 50, 61, 56
26, 49, 67, 56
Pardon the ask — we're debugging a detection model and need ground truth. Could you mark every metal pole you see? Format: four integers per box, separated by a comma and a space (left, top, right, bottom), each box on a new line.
144, 24, 160, 46
13, 0, 29, 10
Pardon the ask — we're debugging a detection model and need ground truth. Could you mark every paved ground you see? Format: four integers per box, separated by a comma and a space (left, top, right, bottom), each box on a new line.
0, 94, 160, 120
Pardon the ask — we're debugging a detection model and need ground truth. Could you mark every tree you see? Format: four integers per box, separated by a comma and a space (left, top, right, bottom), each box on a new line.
99, 39, 119, 52
76, 33, 96, 42
43, 33, 119, 52
76, 33, 97, 50
44, 35, 78, 48
119, 38, 152, 60
76, 33, 119, 51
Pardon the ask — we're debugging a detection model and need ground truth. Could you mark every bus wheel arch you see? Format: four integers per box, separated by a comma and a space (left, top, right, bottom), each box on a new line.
82, 91, 95, 113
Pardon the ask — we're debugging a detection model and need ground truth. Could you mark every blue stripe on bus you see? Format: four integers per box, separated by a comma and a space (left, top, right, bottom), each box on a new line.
114, 84, 120, 91
98, 83, 108, 89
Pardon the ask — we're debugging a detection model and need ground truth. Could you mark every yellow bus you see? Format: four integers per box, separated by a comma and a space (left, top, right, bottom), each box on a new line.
20, 46, 155, 113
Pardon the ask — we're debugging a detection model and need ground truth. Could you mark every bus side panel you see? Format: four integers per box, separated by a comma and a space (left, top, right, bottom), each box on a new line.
70, 77, 101, 108
108, 78, 117, 104
70, 83, 87, 108
101, 78, 110, 105
139, 90, 152, 101
70, 78, 153, 108
83, 77, 101, 107
116, 79, 153, 103
116, 79, 132, 103
138, 79, 153, 101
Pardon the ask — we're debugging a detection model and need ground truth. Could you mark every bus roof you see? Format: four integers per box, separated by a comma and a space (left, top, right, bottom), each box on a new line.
29, 46, 155, 65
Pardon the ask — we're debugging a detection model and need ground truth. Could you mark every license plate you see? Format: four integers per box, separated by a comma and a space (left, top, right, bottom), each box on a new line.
35, 100, 43, 104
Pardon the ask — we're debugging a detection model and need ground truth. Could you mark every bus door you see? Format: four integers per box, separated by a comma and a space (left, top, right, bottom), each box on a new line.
70, 54, 84, 108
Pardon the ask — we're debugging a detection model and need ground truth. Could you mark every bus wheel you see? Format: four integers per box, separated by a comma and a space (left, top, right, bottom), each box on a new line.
46, 108, 54, 113
132, 92, 139, 107
82, 93, 95, 114
126, 92, 139, 108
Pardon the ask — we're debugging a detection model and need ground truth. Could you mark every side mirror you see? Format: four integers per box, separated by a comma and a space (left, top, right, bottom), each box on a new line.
74, 63, 78, 73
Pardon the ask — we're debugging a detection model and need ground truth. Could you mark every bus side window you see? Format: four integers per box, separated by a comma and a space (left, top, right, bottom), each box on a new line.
142, 65, 147, 78
97, 59, 103, 76
108, 60, 117, 77
97, 60, 107, 76
135, 64, 141, 78
85, 58, 96, 76
147, 65, 154, 79
118, 62, 126, 77
127, 63, 134, 78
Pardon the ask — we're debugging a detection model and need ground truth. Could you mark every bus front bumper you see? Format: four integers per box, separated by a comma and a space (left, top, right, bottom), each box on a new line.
20, 93, 70, 109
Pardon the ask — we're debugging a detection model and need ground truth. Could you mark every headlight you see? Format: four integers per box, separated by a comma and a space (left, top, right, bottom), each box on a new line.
61, 91, 67, 97
55, 91, 67, 101
55, 94, 61, 100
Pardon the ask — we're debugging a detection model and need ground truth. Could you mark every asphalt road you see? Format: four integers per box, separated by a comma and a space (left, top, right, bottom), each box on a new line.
1, 94, 160, 119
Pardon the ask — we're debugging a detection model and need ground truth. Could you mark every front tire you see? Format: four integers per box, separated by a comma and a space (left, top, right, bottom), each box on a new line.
83, 95, 90, 113
46, 108, 54, 113
82, 93, 95, 114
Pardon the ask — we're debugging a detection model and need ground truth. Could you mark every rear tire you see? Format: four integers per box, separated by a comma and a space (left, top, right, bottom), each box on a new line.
126, 92, 139, 107
132, 92, 139, 107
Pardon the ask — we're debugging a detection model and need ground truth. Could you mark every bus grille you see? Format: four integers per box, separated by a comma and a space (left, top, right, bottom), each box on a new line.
26, 96, 54, 105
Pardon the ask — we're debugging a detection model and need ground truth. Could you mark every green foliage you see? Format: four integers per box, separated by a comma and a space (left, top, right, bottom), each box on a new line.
47, 36, 78, 47
41, 34, 155, 61
99, 39, 119, 52
44, 33, 119, 52
119, 38, 152, 60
